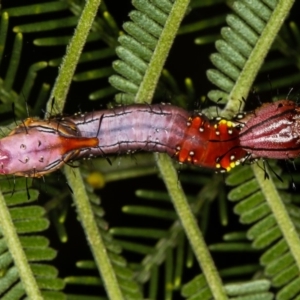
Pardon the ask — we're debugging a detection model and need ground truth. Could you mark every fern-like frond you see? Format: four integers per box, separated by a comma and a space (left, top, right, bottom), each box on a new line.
64, 168, 143, 299
109, 0, 190, 104
182, 275, 273, 299
0, 13, 64, 298
5, 1, 119, 104
226, 163, 300, 298
0, 177, 64, 299
207, 0, 294, 116
0, 13, 48, 120
76, 172, 218, 298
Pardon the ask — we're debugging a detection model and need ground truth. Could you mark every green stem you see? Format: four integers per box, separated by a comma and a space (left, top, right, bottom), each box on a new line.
135, 0, 190, 103
44, 0, 122, 297
252, 163, 300, 270
225, 0, 295, 115
46, 0, 102, 114
0, 192, 43, 299
156, 153, 228, 300
64, 167, 123, 300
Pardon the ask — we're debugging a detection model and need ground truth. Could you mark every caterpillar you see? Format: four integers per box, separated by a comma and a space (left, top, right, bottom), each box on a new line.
0, 104, 247, 177
65, 104, 247, 173
2, 100, 299, 178
0, 117, 98, 177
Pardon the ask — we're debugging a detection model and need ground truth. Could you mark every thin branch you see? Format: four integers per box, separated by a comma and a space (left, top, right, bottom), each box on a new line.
156, 153, 228, 300
252, 163, 300, 270
224, 0, 295, 116
46, 0, 103, 115
64, 167, 123, 300
0, 192, 43, 300
135, 0, 190, 103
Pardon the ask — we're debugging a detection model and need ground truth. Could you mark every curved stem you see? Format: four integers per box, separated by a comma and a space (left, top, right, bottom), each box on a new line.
135, 0, 190, 103
156, 153, 228, 300
225, 0, 295, 115
46, 0, 102, 115
252, 163, 300, 270
45, 0, 123, 297
64, 167, 123, 300
0, 192, 43, 299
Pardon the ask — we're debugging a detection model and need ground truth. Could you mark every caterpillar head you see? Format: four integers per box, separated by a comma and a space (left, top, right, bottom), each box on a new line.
0, 121, 99, 178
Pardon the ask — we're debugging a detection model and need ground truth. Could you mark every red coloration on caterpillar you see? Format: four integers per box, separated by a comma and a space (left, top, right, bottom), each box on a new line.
238, 100, 300, 160
67, 104, 247, 172
0, 118, 98, 177
175, 114, 247, 172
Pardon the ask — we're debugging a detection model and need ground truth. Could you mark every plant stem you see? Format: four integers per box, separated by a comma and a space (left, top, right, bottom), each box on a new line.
253, 164, 300, 270
44, 0, 123, 297
225, 0, 295, 115
135, 0, 190, 103
46, 0, 103, 114
64, 167, 123, 300
0, 192, 43, 299
156, 153, 228, 300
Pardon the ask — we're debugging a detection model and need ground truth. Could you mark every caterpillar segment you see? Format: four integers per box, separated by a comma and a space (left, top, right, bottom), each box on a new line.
68, 104, 248, 172
238, 100, 300, 160
175, 115, 247, 172
0, 118, 98, 177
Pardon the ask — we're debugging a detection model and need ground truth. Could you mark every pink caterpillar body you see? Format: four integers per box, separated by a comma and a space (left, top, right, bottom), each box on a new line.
0, 118, 98, 177
3, 100, 300, 178
66, 104, 247, 172
0, 104, 246, 178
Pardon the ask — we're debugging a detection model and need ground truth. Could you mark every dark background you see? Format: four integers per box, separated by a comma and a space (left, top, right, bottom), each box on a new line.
1, 1, 300, 298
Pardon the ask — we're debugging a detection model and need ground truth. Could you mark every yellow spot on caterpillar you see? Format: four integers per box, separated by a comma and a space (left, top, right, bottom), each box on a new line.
230, 162, 236, 168
218, 119, 233, 127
